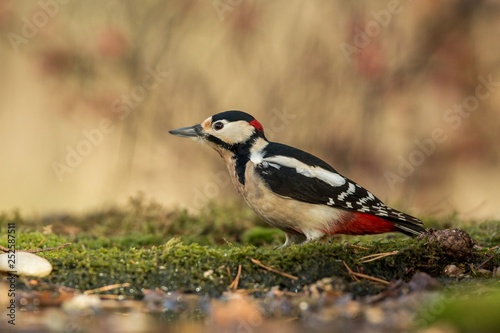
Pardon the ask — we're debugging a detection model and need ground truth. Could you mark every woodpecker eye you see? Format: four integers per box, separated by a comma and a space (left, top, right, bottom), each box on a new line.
213, 122, 224, 131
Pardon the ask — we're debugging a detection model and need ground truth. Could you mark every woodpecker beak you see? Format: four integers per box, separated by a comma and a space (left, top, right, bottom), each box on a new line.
169, 124, 202, 138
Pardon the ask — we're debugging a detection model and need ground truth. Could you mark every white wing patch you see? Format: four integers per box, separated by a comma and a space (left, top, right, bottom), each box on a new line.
263, 161, 281, 169
263, 155, 346, 187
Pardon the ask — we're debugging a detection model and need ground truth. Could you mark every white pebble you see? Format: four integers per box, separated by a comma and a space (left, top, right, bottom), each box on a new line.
62, 294, 102, 315
0, 252, 52, 277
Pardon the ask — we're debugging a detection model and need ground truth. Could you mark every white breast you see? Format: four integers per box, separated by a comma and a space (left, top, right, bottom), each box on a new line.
240, 161, 346, 241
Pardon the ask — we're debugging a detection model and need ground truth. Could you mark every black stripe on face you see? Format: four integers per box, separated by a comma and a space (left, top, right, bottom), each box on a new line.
206, 134, 234, 151
205, 133, 259, 185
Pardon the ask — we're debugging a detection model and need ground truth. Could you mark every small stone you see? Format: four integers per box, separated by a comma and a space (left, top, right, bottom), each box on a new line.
408, 272, 442, 291
203, 269, 214, 279
494, 267, 500, 277
0, 252, 52, 277
62, 294, 102, 315
475, 268, 492, 277
365, 307, 384, 324
341, 300, 361, 319
444, 264, 464, 277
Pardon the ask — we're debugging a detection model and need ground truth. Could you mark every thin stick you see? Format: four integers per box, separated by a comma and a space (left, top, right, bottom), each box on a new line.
84, 283, 131, 295
228, 264, 242, 290
26, 243, 72, 253
249, 258, 298, 280
0, 243, 72, 253
98, 294, 133, 300
349, 244, 369, 251
343, 261, 389, 285
477, 255, 493, 269
350, 272, 390, 285
359, 251, 399, 263
343, 261, 360, 282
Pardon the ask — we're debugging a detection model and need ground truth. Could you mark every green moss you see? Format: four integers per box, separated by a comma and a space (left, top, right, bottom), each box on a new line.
1, 197, 499, 300
465, 220, 500, 247
417, 284, 500, 333
241, 227, 283, 246
4, 233, 492, 299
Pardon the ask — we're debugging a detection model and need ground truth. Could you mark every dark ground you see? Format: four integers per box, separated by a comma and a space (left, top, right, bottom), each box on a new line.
0, 196, 499, 332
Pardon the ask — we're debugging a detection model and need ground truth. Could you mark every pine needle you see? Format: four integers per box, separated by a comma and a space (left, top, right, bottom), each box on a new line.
343, 261, 389, 285
249, 258, 298, 280
359, 250, 399, 263
84, 283, 131, 295
228, 264, 242, 290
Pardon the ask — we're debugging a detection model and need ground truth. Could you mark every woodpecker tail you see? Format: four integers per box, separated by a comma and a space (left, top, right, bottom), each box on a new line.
389, 217, 426, 237
374, 209, 426, 237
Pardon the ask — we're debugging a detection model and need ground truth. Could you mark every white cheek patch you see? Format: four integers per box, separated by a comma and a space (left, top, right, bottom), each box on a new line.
222, 121, 256, 144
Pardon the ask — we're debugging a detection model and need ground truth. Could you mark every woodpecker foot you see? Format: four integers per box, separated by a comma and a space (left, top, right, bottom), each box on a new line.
277, 232, 308, 249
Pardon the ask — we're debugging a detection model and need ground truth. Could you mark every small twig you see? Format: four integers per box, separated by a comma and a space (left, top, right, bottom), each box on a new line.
343, 261, 360, 282
0, 243, 72, 253
349, 244, 369, 251
343, 261, 389, 285
249, 258, 298, 280
228, 264, 242, 290
359, 251, 399, 263
98, 294, 133, 300
477, 255, 494, 269
84, 283, 131, 295
351, 272, 390, 285
26, 243, 72, 253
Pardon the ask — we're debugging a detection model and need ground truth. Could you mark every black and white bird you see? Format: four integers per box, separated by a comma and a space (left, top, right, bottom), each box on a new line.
169, 111, 425, 248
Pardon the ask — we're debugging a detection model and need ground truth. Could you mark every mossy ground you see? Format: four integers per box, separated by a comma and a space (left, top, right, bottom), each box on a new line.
0, 196, 499, 331
0, 196, 498, 296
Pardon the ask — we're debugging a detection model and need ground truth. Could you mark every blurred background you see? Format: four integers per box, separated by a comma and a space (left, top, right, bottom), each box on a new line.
0, 0, 499, 219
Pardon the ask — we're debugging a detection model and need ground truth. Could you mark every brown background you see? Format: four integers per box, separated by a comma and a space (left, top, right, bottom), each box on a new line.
1, 0, 499, 220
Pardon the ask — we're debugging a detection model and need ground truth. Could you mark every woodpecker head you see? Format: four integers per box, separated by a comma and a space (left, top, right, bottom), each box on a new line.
169, 110, 266, 155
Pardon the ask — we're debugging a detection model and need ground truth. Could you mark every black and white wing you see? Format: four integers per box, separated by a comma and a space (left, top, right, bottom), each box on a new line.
253, 142, 425, 235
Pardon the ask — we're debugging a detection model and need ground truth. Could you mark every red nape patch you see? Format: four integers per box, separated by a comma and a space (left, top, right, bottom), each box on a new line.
326, 212, 397, 236
249, 119, 264, 132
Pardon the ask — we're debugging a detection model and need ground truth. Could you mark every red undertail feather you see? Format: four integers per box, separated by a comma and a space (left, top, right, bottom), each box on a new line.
327, 212, 398, 235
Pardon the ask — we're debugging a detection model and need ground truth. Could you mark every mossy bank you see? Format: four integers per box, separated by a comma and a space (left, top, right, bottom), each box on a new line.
0, 196, 498, 299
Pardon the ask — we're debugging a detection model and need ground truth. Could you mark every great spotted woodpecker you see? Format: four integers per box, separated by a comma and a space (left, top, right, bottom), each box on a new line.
169, 110, 425, 248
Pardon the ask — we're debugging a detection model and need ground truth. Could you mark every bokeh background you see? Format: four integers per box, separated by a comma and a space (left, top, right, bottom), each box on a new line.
1, 0, 499, 220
